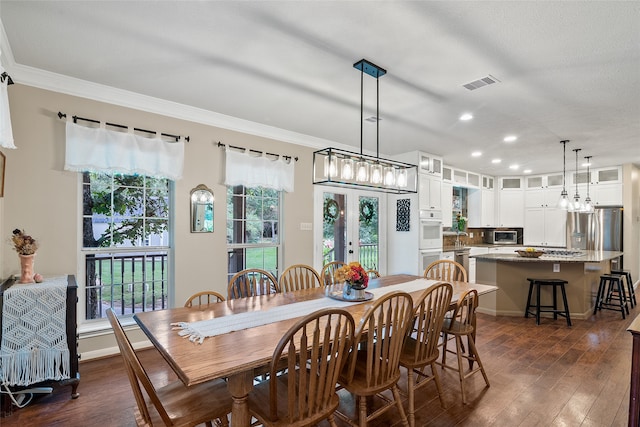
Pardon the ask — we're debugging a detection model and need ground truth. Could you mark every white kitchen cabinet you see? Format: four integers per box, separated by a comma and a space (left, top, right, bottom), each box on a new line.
568, 166, 622, 206
482, 175, 495, 190
500, 177, 522, 190
524, 207, 566, 247
497, 190, 524, 227
395, 151, 442, 177
440, 251, 454, 261
442, 182, 453, 228
591, 183, 623, 206
468, 247, 489, 283
443, 165, 480, 189
468, 188, 495, 227
419, 174, 442, 210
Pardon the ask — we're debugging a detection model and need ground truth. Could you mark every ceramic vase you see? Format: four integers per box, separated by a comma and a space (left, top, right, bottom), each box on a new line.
19, 253, 36, 284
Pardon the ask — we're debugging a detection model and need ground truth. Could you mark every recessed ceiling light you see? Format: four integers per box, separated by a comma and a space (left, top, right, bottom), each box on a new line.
523, 169, 532, 174
504, 135, 517, 142
459, 113, 473, 121
471, 151, 482, 157
509, 164, 519, 170
491, 159, 501, 164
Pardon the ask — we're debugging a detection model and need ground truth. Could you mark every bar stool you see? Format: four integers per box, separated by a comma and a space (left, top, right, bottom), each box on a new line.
594, 274, 627, 319
525, 278, 571, 326
610, 269, 636, 308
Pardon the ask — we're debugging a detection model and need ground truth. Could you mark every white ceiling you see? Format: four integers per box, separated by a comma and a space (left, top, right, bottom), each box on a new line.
1, 1, 639, 176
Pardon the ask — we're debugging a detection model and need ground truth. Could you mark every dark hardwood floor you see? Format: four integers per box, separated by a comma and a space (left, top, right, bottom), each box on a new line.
2, 305, 635, 426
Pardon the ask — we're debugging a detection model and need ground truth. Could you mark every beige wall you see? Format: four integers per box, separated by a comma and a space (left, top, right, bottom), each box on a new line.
2, 84, 316, 358
623, 164, 640, 282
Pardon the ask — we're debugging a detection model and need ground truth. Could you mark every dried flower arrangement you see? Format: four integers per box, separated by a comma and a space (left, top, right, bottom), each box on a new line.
11, 229, 39, 255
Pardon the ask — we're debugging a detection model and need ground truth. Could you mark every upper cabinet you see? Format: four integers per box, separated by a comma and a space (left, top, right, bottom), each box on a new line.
499, 176, 522, 190
419, 174, 442, 211
569, 166, 622, 206
418, 153, 443, 177
442, 165, 480, 189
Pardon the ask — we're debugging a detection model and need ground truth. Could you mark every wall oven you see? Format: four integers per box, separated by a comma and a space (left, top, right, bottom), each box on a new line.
419, 210, 443, 250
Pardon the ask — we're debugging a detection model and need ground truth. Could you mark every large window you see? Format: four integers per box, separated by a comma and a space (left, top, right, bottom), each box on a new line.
227, 186, 281, 282
82, 172, 170, 320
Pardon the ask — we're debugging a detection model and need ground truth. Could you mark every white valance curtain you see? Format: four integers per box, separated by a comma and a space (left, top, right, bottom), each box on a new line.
225, 148, 295, 192
64, 121, 184, 180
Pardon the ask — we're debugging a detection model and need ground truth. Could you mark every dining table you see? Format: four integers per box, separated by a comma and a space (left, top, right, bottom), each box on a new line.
134, 274, 497, 427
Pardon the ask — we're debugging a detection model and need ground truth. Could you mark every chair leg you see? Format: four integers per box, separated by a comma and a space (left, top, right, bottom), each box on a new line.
328, 414, 339, 427
391, 385, 410, 427
406, 367, 416, 427
467, 334, 490, 388
441, 332, 449, 366
455, 335, 468, 404
430, 362, 446, 408
359, 395, 367, 427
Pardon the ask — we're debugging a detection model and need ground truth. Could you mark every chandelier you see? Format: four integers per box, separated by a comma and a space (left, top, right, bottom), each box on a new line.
312, 59, 418, 193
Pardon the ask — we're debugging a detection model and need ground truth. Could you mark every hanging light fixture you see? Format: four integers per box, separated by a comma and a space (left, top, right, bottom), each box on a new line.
569, 148, 583, 212
582, 155, 594, 213
558, 140, 570, 209
313, 59, 418, 194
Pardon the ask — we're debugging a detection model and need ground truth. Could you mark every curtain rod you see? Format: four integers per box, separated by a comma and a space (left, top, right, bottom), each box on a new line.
217, 141, 298, 161
57, 112, 189, 142
1, 72, 13, 85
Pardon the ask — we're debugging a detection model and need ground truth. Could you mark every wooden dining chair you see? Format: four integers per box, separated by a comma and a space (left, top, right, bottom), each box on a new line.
399, 282, 453, 426
439, 289, 490, 404
321, 261, 347, 286
365, 269, 380, 279
279, 264, 322, 292
424, 259, 468, 282
248, 308, 355, 427
336, 291, 413, 427
184, 290, 225, 308
106, 308, 232, 427
227, 268, 280, 300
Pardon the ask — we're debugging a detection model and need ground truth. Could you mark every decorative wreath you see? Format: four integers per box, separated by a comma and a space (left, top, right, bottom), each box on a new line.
359, 199, 375, 225
324, 199, 340, 224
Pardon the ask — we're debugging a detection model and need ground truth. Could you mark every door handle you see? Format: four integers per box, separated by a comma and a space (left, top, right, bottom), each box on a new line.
348, 250, 354, 254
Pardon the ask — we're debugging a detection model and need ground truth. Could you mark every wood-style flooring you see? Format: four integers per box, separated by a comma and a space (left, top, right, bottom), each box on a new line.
2, 305, 636, 426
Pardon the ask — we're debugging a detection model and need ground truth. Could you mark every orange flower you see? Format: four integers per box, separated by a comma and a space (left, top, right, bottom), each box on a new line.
335, 262, 368, 289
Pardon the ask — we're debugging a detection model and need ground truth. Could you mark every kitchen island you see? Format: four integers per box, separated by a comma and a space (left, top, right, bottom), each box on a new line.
473, 250, 623, 319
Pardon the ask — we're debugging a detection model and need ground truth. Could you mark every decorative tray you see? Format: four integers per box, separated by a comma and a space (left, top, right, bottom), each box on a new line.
326, 290, 374, 302
515, 250, 545, 258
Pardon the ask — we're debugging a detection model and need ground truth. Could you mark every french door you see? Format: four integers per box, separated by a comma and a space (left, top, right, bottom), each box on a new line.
314, 186, 386, 273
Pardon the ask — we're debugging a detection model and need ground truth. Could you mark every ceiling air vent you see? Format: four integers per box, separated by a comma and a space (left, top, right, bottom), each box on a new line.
463, 75, 500, 91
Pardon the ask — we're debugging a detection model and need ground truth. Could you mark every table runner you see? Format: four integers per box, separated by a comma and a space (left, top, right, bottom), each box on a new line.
174, 278, 439, 344
0, 276, 70, 386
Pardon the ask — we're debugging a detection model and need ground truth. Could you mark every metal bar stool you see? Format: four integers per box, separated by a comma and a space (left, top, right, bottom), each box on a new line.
525, 278, 571, 326
594, 274, 627, 319
610, 269, 636, 308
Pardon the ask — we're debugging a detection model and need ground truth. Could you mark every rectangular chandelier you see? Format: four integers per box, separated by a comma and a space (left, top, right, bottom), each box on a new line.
312, 147, 418, 194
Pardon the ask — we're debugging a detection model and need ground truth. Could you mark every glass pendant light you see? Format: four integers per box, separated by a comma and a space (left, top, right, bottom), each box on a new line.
582, 155, 594, 213
324, 154, 337, 179
370, 163, 383, 184
569, 148, 583, 212
341, 157, 354, 180
558, 140, 570, 209
396, 169, 408, 188
355, 160, 369, 182
383, 166, 396, 186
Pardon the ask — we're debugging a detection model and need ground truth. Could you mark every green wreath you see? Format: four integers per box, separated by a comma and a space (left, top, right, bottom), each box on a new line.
359, 199, 375, 225
324, 199, 340, 224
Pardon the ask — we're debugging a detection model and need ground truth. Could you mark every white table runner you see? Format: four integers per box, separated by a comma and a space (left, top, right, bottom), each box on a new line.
0, 276, 70, 386
174, 278, 439, 344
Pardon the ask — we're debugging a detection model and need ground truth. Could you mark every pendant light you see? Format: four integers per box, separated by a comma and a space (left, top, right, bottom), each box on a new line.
558, 140, 570, 209
312, 59, 418, 194
570, 148, 583, 212
582, 155, 594, 213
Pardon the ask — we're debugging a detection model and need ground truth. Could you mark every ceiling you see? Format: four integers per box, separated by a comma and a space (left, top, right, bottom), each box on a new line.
1, 1, 639, 176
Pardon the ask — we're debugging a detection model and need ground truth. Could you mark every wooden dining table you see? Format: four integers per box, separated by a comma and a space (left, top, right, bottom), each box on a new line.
134, 274, 497, 427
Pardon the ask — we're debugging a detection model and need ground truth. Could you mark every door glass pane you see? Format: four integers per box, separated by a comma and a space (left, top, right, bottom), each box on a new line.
323, 193, 347, 265
358, 196, 379, 271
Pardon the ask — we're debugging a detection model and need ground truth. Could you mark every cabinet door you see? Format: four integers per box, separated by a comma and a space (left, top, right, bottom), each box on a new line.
498, 191, 524, 227
524, 207, 545, 246
545, 208, 567, 247
419, 175, 442, 210
592, 183, 623, 206
481, 189, 495, 227
525, 188, 546, 208
442, 182, 453, 228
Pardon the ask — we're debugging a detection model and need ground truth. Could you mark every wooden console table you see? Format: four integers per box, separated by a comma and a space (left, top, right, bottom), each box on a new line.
0, 275, 80, 416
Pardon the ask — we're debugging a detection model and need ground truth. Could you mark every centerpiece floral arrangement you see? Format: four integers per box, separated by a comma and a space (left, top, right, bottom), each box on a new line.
335, 262, 369, 290
11, 229, 38, 255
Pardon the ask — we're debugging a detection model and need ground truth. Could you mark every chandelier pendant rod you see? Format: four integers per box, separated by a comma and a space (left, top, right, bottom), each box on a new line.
376, 76, 380, 160
360, 66, 364, 157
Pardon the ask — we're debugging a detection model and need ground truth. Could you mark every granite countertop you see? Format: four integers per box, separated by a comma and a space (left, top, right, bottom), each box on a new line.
471, 250, 623, 263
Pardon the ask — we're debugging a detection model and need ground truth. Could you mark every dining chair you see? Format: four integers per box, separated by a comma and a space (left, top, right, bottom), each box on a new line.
321, 261, 347, 286
279, 264, 322, 292
439, 289, 490, 404
336, 291, 413, 427
399, 282, 453, 426
227, 268, 280, 299
248, 308, 355, 427
365, 269, 380, 279
423, 259, 468, 282
184, 290, 225, 308
106, 308, 232, 427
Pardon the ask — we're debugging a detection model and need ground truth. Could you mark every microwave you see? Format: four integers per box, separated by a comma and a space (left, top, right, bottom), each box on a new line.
488, 230, 518, 245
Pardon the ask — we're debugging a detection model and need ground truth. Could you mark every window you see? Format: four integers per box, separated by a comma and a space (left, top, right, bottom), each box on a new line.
82, 172, 170, 320
227, 186, 281, 282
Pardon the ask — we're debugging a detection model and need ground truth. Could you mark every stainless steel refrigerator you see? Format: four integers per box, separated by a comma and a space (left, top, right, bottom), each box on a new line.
567, 206, 623, 268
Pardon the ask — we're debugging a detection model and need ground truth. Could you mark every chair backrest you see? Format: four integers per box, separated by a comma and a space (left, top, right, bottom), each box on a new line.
448, 289, 479, 333
321, 261, 347, 286
279, 264, 322, 292
228, 268, 280, 300
405, 282, 453, 365
366, 269, 381, 279
106, 308, 172, 426
423, 259, 468, 282
184, 290, 226, 308
266, 308, 355, 424
345, 291, 414, 390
